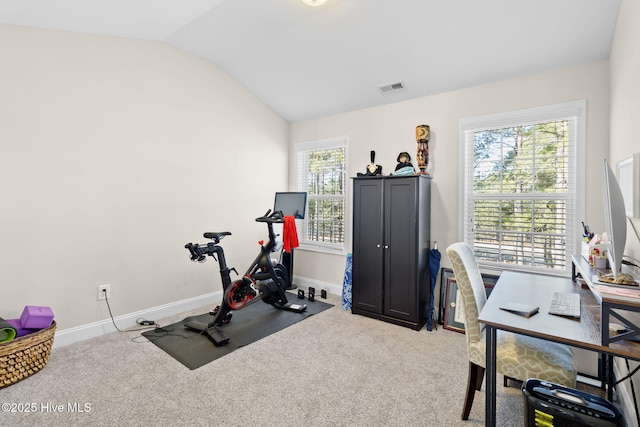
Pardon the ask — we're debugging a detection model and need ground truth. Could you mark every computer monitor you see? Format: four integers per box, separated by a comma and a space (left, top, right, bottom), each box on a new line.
274, 192, 307, 219
602, 159, 627, 279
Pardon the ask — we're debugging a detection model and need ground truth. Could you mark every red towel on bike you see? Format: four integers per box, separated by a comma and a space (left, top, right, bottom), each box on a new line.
283, 216, 299, 253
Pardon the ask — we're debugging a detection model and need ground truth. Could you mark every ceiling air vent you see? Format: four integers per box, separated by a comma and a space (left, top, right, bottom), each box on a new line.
377, 81, 405, 94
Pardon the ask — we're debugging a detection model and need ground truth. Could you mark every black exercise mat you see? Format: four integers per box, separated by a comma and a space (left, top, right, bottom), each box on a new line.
143, 295, 333, 370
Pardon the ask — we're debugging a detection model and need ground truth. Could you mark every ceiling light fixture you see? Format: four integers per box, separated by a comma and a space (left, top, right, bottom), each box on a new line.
302, 0, 328, 6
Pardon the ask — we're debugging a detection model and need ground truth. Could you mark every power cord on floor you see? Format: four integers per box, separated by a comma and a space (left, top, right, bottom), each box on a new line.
103, 291, 125, 332
102, 290, 158, 333
100, 289, 206, 343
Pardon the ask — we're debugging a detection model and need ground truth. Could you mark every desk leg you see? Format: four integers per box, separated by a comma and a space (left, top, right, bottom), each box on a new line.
485, 325, 497, 427
607, 354, 614, 401
599, 302, 615, 399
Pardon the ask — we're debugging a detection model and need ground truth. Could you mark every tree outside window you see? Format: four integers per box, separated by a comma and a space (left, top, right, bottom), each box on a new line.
460, 102, 585, 275
294, 138, 347, 252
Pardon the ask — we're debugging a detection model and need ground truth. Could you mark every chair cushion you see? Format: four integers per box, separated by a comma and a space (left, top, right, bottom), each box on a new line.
469, 329, 576, 387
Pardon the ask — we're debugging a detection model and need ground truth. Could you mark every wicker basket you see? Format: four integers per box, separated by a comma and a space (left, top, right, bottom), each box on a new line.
0, 321, 56, 388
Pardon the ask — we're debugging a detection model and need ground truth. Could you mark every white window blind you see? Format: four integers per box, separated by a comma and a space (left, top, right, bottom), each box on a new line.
294, 137, 347, 252
459, 101, 585, 276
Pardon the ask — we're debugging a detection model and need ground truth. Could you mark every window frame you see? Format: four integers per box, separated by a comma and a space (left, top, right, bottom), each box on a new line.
293, 136, 349, 254
458, 101, 586, 276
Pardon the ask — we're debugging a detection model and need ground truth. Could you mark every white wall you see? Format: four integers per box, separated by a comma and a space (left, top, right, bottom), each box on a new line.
290, 60, 610, 288
610, 0, 640, 263
609, 0, 640, 424
0, 24, 289, 333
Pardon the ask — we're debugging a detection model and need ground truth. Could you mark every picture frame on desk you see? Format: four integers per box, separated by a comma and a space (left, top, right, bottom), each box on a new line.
440, 267, 500, 333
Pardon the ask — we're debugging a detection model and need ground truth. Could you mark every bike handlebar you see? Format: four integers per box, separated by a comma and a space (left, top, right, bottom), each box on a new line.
255, 209, 284, 223
184, 242, 206, 262
184, 241, 225, 262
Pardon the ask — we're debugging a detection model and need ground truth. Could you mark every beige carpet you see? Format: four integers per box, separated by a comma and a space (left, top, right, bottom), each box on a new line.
1, 293, 524, 426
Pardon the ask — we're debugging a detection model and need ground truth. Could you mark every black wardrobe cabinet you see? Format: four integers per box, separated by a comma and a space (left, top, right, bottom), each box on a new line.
351, 175, 431, 330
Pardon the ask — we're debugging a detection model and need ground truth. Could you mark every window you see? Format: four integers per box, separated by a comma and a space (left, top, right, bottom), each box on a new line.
459, 101, 585, 276
294, 137, 348, 253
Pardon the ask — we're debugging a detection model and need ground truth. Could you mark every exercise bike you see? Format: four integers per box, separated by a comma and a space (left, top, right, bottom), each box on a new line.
183, 210, 307, 345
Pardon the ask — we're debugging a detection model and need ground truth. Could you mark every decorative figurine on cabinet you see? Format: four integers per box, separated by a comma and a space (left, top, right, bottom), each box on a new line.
357, 150, 383, 176
391, 151, 416, 176
416, 124, 430, 175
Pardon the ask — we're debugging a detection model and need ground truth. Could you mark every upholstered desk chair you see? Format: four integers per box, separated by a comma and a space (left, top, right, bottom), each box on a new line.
446, 242, 577, 420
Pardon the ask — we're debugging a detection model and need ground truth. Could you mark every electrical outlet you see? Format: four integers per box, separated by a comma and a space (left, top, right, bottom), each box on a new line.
98, 284, 111, 301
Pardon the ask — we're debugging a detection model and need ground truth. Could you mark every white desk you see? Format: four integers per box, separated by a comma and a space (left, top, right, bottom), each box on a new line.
478, 270, 640, 426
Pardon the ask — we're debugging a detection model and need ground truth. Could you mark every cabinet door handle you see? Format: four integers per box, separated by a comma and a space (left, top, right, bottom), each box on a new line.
384, 245, 389, 249
376, 244, 381, 248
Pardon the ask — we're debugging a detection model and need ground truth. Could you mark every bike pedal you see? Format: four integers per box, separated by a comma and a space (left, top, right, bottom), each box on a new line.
205, 327, 230, 346
184, 320, 206, 332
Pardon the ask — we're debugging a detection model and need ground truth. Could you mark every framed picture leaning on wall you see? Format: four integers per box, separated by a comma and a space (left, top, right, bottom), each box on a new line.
439, 267, 499, 333
444, 276, 465, 332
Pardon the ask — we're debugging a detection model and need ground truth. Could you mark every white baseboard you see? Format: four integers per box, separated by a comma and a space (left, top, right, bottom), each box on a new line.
53, 292, 221, 348
292, 276, 342, 297
54, 278, 342, 349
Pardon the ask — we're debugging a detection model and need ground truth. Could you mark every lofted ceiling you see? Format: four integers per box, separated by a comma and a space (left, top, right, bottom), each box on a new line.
0, 0, 621, 123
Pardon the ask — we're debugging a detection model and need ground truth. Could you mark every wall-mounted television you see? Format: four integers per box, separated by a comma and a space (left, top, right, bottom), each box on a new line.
274, 192, 307, 219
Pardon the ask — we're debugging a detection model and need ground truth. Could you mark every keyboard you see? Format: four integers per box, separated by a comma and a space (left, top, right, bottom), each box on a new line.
548, 292, 581, 319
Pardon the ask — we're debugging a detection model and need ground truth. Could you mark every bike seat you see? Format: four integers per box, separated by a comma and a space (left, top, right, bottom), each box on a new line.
203, 231, 231, 242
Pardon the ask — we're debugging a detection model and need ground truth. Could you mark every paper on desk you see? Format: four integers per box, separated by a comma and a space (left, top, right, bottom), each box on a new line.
592, 284, 640, 299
